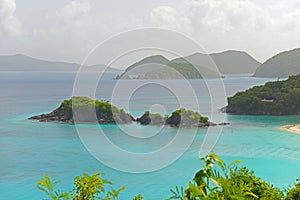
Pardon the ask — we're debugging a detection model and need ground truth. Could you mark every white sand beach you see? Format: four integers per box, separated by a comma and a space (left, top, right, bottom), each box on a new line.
281, 124, 300, 134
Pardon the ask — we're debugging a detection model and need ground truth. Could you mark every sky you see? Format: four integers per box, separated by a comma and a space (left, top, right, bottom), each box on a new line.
0, 0, 300, 65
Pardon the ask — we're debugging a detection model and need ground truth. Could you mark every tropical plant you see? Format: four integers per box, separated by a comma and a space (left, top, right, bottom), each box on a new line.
132, 194, 144, 200
73, 172, 112, 200
38, 172, 125, 200
286, 181, 300, 200
37, 175, 71, 200
38, 153, 300, 200
168, 152, 283, 199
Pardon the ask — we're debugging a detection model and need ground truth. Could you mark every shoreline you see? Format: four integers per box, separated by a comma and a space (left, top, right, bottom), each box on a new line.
280, 124, 300, 134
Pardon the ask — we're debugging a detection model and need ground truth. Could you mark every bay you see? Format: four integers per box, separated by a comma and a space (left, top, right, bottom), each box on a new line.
0, 72, 299, 199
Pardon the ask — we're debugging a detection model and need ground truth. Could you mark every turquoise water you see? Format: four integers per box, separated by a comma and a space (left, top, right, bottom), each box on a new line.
1, 72, 300, 199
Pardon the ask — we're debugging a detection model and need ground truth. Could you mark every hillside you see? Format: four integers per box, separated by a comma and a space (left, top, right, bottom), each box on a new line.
117, 50, 260, 79
119, 55, 170, 75
171, 50, 261, 74
225, 75, 300, 115
116, 55, 177, 79
0, 54, 120, 72
254, 48, 300, 77
116, 55, 221, 79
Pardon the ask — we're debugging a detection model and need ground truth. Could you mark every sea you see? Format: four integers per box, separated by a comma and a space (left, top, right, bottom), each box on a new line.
1, 71, 300, 200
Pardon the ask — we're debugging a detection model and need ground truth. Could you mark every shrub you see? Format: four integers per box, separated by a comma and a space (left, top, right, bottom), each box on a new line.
38, 153, 300, 200
37, 175, 72, 200
37, 172, 125, 200
286, 182, 300, 200
169, 152, 284, 200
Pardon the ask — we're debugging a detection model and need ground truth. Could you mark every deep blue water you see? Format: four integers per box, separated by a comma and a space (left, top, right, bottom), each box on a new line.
1, 72, 300, 199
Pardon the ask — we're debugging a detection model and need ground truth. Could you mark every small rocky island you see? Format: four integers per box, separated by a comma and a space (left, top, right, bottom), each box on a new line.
29, 96, 133, 124
225, 75, 300, 115
29, 97, 229, 127
138, 108, 228, 128
137, 111, 166, 125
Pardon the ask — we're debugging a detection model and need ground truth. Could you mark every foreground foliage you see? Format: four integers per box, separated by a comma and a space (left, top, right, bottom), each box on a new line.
168, 152, 284, 199
286, 182, 300, 200
37, 172, 125, 200
38, 153, 300, 200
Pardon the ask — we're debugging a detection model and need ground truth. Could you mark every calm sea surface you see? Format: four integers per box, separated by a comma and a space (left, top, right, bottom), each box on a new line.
1, 72, 300, 199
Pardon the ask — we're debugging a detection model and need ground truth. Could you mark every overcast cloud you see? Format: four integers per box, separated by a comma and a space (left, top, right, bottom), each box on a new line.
0, 0, 299, 64
0, 0, 21, 35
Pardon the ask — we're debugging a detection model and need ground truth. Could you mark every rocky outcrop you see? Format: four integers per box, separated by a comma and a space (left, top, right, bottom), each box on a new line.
29, 97, 230, 127
29, 97, 133, 124
137, 109, 229, 128
136, 111, 166, 125
166, 108, 210, 128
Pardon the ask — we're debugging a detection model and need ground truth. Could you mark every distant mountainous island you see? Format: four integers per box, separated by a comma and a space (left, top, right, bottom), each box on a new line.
225, 75, 300, 115
172, 50, 261, 74
117, 50, 261, 79
3, 47, 300, 78
254, 48, 300, 78
0, 54, 120, 72
116, 55, 220, 79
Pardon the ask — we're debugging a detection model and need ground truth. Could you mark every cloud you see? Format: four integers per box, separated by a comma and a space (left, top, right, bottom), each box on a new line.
0, 0, 299, 64
148, 0, 300, 62
180, 0, 260, 32
60, 0, 91, 22
0, 0, 21, 36
150, 0, 300, 35
150, 6, 193, 34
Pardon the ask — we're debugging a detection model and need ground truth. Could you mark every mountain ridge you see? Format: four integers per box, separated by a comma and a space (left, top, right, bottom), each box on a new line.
117, 50, 261, 79
0, 54, 121, 72
254, 48, 300, 78
171, 50, 261, 74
